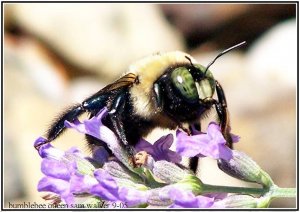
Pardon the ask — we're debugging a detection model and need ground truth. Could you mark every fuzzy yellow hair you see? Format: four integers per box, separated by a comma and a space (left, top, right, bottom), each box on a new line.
128, 51, 197, 119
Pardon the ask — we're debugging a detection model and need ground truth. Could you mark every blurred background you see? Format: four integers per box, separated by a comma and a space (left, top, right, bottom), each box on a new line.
3, 3, 297, 208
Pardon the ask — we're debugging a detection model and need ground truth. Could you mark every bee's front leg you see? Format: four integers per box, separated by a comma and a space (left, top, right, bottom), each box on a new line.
214, 80, 233, 148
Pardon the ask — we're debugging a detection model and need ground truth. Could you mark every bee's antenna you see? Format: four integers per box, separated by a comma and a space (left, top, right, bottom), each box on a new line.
185, 56, 195, 68
205, 41, 247, 74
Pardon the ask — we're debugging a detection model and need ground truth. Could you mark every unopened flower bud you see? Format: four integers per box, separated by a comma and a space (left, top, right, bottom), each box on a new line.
175, 174, 204, 194
103, 160, 143, 183
217, 150, 274, 188
152, 160, 190, 184
147, 188, 173, 206
212, 194, 271, 208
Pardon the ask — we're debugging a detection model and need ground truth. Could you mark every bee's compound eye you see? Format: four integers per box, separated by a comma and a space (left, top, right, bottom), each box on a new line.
171, 67, 198, 102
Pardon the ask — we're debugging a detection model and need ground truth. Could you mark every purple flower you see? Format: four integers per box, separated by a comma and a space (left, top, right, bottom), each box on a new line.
90, 169, 149, 207
34, 138, 98, 206
176, 122, 234, 161
159, 186, 264, 208
34, 107, 251, 209
64, 108, 133, 168
35, 136, 149, 207
135, 134, 182, 164
64, 108, 117, 149
34, 137, 64, 159
159, 187, 214, 208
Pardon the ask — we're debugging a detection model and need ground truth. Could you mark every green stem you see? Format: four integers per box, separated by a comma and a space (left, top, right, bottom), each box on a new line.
202, 184, 296, 200
202, 183, 268, 195
269, 187, 296, 198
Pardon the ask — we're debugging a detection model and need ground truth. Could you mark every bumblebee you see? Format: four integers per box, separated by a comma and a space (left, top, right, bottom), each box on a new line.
35, 42, 246, 169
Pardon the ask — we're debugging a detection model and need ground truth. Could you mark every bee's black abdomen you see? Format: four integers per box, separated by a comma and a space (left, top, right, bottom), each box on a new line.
46, 104, 84, 141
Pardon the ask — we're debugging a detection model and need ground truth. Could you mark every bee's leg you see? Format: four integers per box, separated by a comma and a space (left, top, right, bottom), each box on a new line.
154, 82, 188, 131
108, 91, 136, 158
214, 80, 233, 148
35, 92, 109, 150
189, 156, 199, 173
35, 104, 86, 150
187, 123, 201, 173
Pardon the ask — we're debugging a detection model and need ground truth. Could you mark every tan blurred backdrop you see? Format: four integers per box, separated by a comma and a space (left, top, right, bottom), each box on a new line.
3, 3, 297, 208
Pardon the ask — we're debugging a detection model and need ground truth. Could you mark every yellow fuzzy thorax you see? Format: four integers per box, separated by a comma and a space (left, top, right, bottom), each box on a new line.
128, 51, 197, 119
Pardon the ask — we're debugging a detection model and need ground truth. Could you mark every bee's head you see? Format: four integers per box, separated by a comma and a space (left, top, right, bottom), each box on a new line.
170, 62, 215, 104
170, 41, 247, 104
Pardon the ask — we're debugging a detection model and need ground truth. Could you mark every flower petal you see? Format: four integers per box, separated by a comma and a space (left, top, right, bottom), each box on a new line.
91, 182, 119, 201
154, 134, 173, 152
91, 169, 119, 201
38, 177, 74, 205
207, 122, 224, 140
65, 108, 133, 168
94, 169, 118, 187
38, 177, 69, 194
230, 133, 240, 143
154, 134, 182, 163
135, 134, 182, 163
34, 137, 64, 159
176, 122, 234, 161
176, 130, 211, 157
119, 187, 149, 207
135, 139, 156, 157
34, 137, 47, 149
70, 173, 98, 193
91, 169, 149, 206
64, 108, 112, 143
165, 187, 214, 208
41, 159, 74, 181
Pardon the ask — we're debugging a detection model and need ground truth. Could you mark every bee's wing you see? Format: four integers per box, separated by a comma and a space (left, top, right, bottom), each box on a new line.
84, 73, 137, 105
100, 73, 137, 93
83, 73, 137, 114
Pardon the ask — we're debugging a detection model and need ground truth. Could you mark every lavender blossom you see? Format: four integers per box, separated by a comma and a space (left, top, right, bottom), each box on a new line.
34, 108, 232, 208
34, 138, 150, 207
34, 138, 98, 205
135, 134, 182, 164
34, 107, 295, 208
176, 122, 234, 161
165, 188, 214, 208
90, 169, 149, 207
